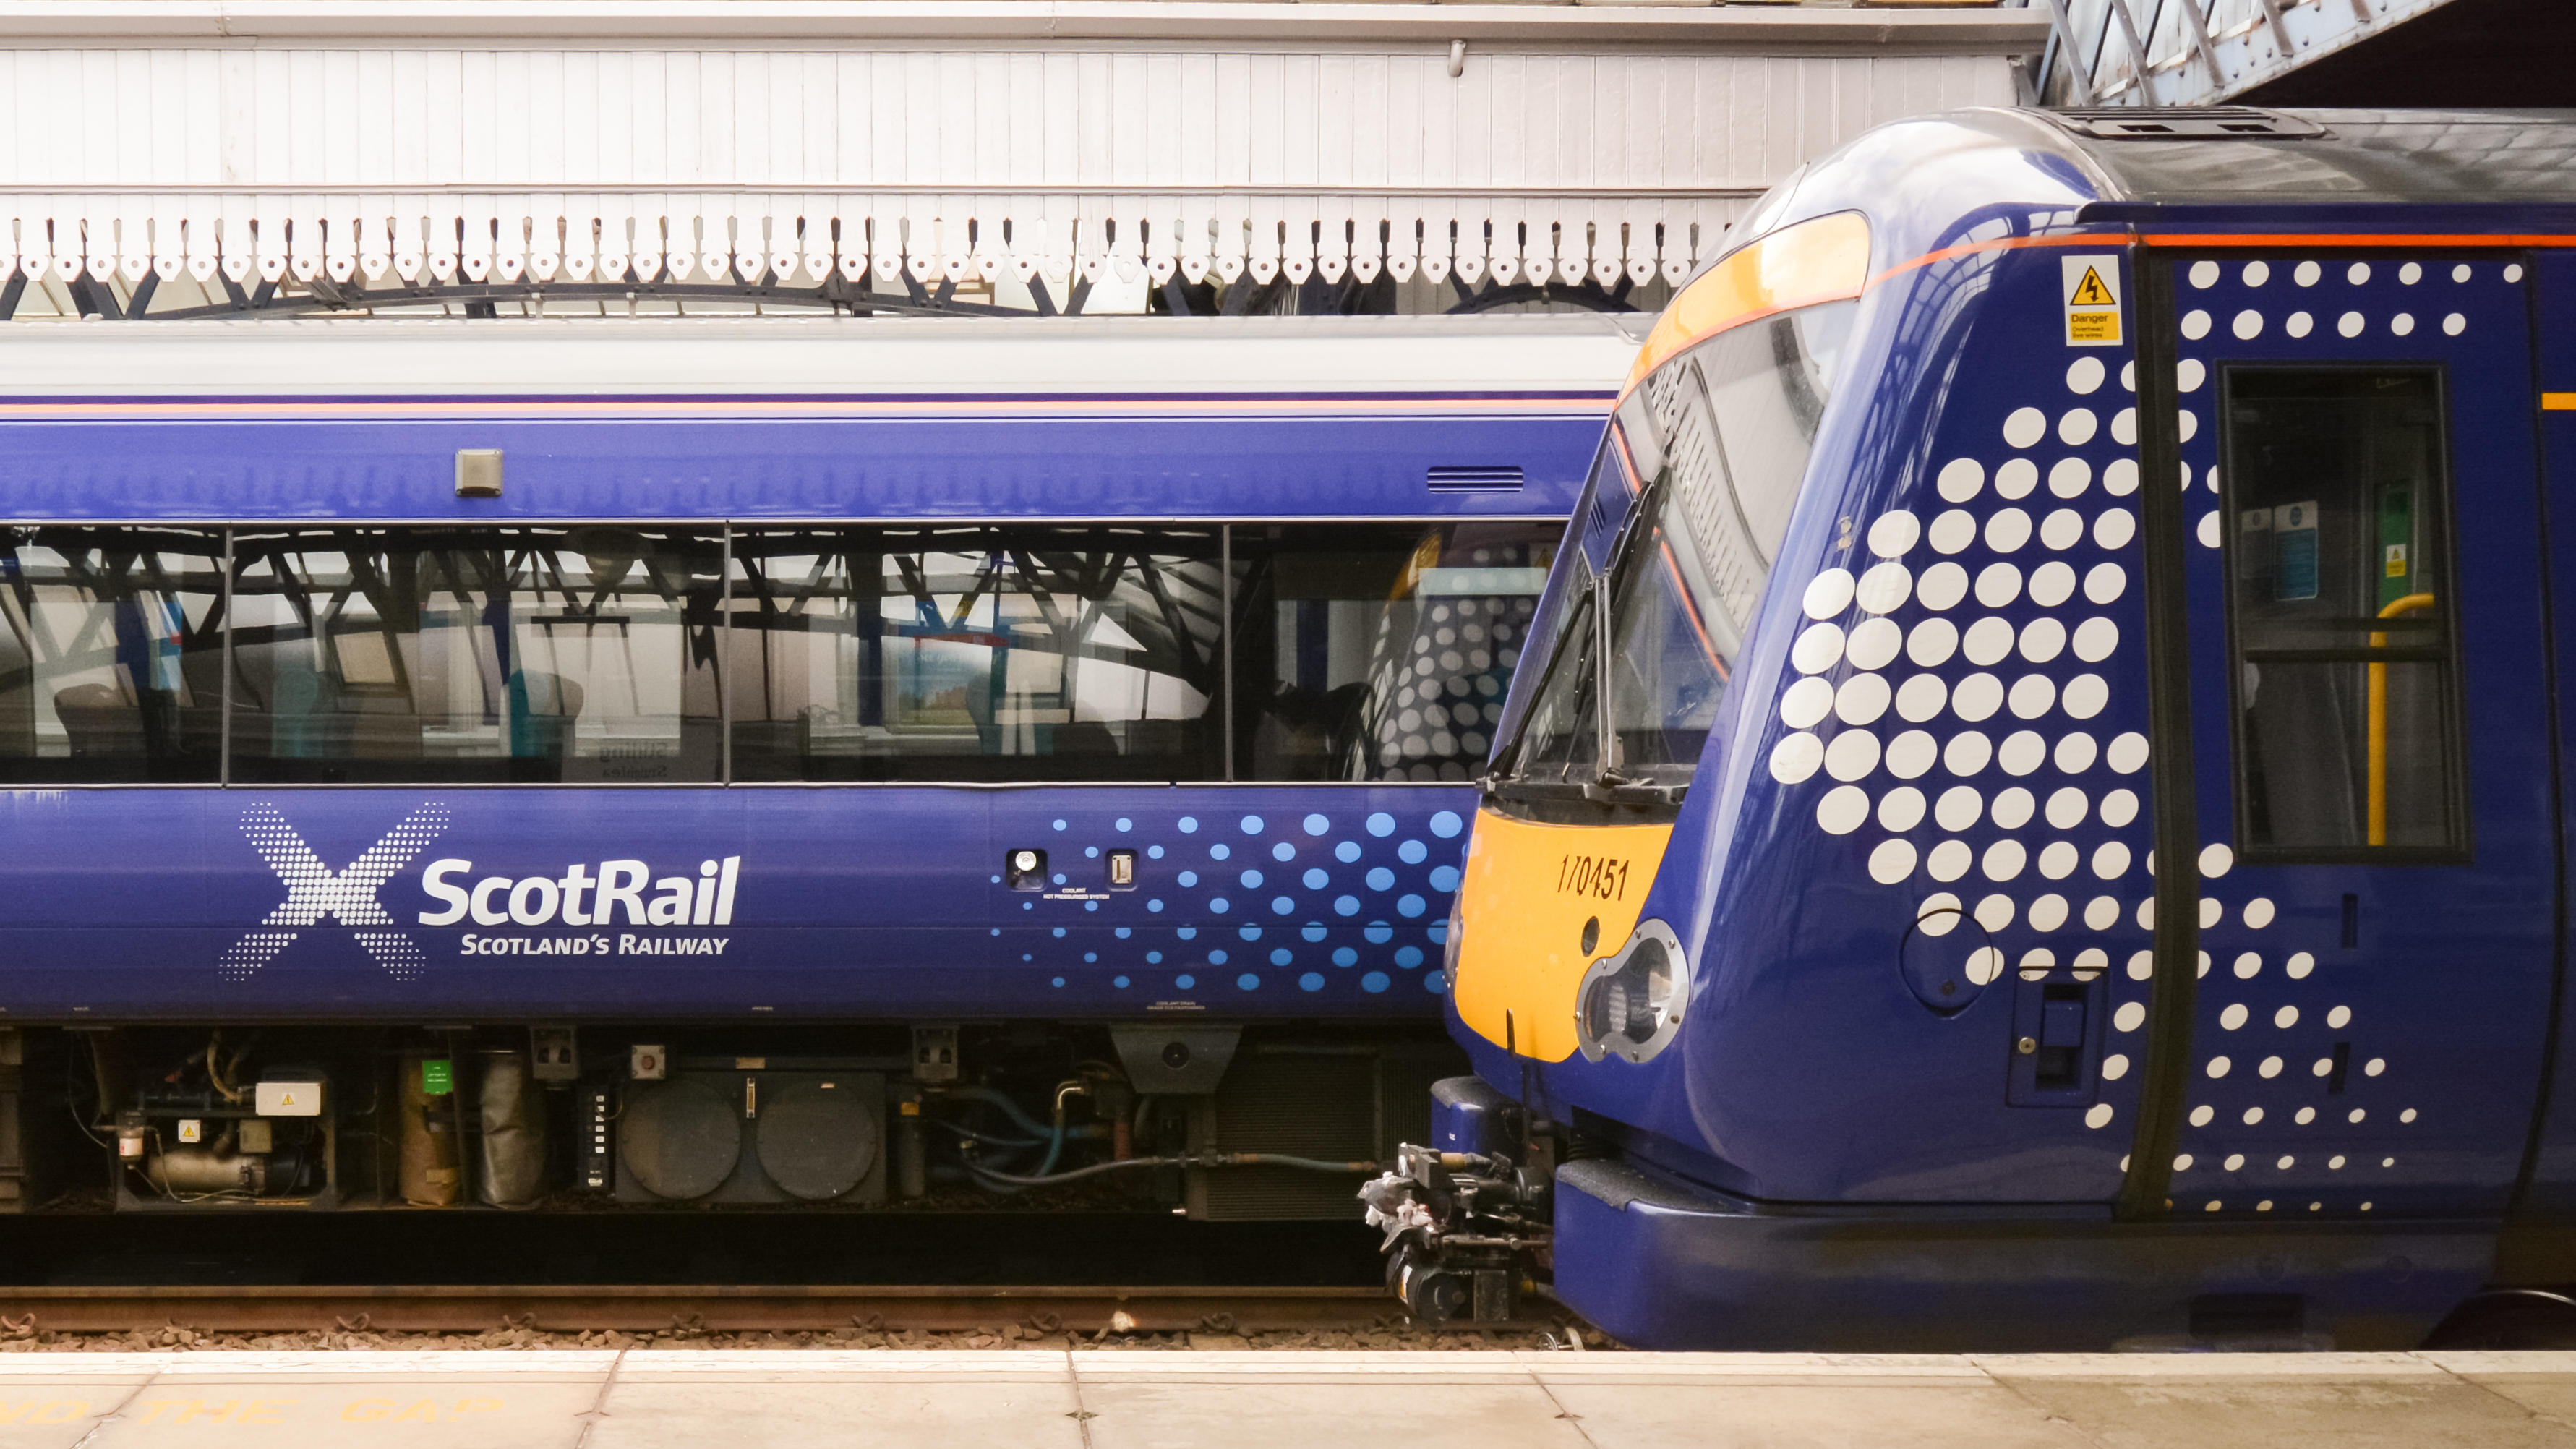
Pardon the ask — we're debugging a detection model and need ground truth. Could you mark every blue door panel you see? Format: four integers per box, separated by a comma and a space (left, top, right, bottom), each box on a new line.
2502, 250, 2576, 1218
2168, 252, 2554, 1216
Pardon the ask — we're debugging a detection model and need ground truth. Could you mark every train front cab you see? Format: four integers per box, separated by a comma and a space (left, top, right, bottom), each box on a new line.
1392, 109, 2576, 1349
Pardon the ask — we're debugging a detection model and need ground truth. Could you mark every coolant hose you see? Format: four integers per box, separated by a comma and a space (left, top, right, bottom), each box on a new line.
946, 1085, 1056, 1139
943, 1084, 1065, 1179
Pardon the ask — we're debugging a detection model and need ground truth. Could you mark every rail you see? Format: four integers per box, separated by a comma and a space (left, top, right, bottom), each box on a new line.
0, 1285, 1410, 1335
2366, 590, 2436, 846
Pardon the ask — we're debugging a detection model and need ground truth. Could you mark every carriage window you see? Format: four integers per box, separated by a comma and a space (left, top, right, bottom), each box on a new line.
729, 528, 1224, 783
227, 528, 724, 785
1231, 522, 1556, 782
2221, 369, 2464, 855
0, 528, 225, 782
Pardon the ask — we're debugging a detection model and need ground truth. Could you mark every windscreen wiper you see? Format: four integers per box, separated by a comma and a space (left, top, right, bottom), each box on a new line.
1581, 768, 1686, 808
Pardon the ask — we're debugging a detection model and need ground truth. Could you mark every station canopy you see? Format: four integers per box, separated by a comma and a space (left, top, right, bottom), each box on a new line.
0, 1, 2041, 319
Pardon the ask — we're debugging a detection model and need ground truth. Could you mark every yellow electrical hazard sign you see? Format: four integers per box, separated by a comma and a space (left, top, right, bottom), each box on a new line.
2062, 253, 2123, 347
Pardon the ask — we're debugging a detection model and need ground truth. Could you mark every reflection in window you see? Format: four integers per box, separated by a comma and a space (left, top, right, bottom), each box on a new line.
1232, 523, 1557, 782
1507, 583, 1601, 791
729, 529, 1224, 782
1601, 491, 1729, 789
1503, 488, 1726, 800
2222, 369, 2462, 853
0, 529, 225, 782
228, 528, 723, 784
1630, 299, 1852, 658
1496, 304, 1844, 816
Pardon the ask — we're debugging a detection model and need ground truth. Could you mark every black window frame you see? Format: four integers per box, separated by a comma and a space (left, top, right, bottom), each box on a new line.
2216, 362, 2474, 866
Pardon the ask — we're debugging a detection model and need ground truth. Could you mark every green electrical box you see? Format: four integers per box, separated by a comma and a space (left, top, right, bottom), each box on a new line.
422, 1059, 454, 1095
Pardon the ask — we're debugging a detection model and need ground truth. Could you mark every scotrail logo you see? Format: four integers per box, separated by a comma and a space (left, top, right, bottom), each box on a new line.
224, 803, 451, 983
416, 856, 741, 929
226, 803, 748, 978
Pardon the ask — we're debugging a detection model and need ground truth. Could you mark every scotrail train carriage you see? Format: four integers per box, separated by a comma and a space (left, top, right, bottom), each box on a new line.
1367, 108, 2576, 1348
0, 315, 1635, 1215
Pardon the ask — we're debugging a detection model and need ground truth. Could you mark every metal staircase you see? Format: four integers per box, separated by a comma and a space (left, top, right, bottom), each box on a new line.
2029, 0, 2491, 108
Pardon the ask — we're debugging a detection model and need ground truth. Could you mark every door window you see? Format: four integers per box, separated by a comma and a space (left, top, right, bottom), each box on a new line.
2219, 368, 2465, 856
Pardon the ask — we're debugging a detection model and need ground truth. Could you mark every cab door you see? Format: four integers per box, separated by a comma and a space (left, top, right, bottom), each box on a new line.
2147, 252, 2552, 1217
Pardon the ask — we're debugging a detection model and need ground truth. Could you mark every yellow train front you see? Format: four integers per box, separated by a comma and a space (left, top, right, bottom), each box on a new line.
1363, 107, 2576, 1350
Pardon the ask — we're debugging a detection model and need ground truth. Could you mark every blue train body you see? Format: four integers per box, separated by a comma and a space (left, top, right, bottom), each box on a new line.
1377, 109, 2576, 1348
0, 318, 1624, 1022
0, 787, 1476, 1019
0, 317, 1632, 1217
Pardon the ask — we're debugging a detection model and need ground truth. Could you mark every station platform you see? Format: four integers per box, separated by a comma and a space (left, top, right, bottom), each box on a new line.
1, 1349, 2574, 1446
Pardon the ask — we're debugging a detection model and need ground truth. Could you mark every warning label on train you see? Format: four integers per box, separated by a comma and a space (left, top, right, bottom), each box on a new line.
2063, 255, 2123, 346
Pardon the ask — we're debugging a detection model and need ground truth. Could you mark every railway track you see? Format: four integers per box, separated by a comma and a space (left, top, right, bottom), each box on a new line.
0, 1284, 1438, 1336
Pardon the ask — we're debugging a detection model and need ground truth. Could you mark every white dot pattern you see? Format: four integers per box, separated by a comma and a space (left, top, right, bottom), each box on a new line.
1753, 252, 2504, 1212
1762, 304, 2159, 1160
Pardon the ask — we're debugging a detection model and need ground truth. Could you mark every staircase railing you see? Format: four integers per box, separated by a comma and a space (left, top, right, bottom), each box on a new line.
2022, 0, 2455, 108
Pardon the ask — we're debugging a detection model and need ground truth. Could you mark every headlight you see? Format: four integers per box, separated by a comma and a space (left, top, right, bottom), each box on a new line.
1573, 919, 1688, 1064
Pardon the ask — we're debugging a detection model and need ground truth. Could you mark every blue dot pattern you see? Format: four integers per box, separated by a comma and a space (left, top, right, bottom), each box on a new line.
986, 793, 1468, 1009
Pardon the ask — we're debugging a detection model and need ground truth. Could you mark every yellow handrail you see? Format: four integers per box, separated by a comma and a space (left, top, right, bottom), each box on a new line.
2366, 591, 2436, 846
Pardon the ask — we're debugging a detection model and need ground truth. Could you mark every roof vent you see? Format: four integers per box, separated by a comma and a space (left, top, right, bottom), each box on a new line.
2046, 107, 2327, 142
1427, 465, 1523, 492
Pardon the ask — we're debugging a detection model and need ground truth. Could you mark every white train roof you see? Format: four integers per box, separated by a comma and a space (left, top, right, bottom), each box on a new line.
0, 314, 1642, 401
